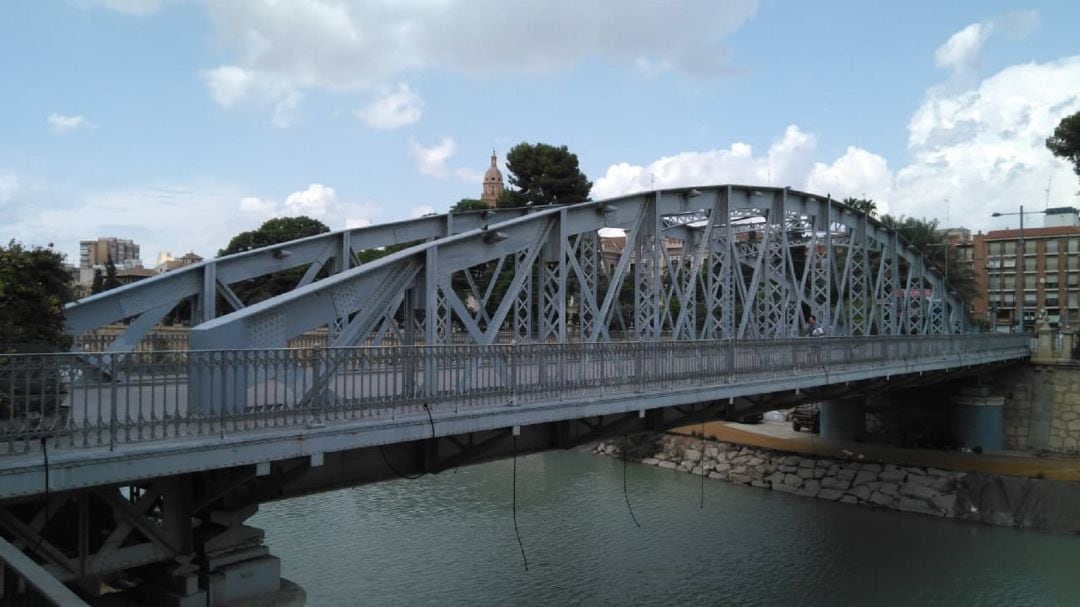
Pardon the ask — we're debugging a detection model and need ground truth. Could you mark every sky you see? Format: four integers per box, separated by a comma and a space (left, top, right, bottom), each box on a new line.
2, 1, 1079, 267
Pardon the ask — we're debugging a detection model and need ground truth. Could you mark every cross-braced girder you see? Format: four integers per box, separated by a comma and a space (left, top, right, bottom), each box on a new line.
187, 186, 970, 357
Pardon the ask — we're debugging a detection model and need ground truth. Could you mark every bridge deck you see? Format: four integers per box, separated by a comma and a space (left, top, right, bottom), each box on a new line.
0, 335, 1031, 500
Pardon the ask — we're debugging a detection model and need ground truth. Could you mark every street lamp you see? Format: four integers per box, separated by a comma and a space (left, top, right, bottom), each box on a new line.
991, 205, 1047, 333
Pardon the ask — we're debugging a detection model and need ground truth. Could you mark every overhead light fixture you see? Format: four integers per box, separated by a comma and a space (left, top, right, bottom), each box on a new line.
272, 249, 292, 259
484, 231, 509, 244
684, 188, 702, 199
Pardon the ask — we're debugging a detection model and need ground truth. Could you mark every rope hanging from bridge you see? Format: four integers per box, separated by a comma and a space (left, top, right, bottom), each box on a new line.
622, 428, 641, 528
511, 433, 529, 572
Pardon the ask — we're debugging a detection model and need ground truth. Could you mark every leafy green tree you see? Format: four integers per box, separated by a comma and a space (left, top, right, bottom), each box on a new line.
220, 216, 331, 255
1046, 111, 1080, 179
91, 267, 105, 294
843, 197, 878, 218
219, 216, 332, 305
103, 256, 121, 291
499, 142, 592, 207
450, 198, 489, 213
0, 241, 73, 349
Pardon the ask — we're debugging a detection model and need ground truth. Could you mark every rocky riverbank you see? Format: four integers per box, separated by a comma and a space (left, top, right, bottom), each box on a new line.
595, 433, 1080, 534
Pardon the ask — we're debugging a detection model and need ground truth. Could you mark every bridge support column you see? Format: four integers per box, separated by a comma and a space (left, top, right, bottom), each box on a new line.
194, 505, 281, 606
819, 398, 865, 442
951, 386, 1004, 452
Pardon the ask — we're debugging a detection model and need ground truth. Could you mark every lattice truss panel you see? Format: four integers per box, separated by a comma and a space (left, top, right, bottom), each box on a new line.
189, 187, 968, 354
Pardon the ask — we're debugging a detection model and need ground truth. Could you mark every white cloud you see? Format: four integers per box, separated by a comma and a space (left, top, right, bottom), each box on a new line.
200, 1, 757, 122
284, 183, 336, 217
240, 183, 383, 229
593, 126, 815, 199
47, 113, 93, 134
409, 137, 457, 178
354, 83, 423, 129
594, 55, 1080, 233
239, 196, 275, 216
934, 11, 1040, 82
272, 91, 302, 128
455, 168, 483, 183
934, 23, 991, 76
201, 66, 254, 108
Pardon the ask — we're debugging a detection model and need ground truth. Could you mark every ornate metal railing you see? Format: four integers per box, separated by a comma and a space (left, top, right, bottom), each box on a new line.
0, 335, 1030, 455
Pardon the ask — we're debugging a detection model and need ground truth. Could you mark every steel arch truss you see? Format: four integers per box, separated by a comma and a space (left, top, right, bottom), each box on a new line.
190, 186, 968, 353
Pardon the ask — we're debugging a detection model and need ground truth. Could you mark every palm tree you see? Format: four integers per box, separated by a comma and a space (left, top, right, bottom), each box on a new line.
843, 197, 878, 218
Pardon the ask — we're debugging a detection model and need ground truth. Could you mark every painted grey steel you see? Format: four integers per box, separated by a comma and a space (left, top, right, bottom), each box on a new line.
0, 334, 1030, 499
185, 187, 972, 358
63, 208, 532, 351
0, 534, 89, 605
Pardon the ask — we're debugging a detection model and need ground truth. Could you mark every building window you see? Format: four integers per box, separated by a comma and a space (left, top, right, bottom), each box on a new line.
1069, 238, 1080, 253
1047, 239, 1060, 254
1046, 256, 1059, 272
1046, 276, 1060, 290
1004, 293, 1016, 305
1024, 293, 1037, 305
1004, 241, 1017, 255
1046, 295, 1060, 307
1070, 256, 1080, 271
1024, 257, 1037, 272
1070, 293, 1080, 309
1024, 275, 1036, 290
1069, 273, 1080, 288
1025, 240, 1037, 255
1003, 276, 1016, 290
989, 242, 1003, 256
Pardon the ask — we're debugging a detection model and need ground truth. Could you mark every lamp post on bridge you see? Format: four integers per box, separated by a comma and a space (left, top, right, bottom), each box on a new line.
991, 205, 1047, 333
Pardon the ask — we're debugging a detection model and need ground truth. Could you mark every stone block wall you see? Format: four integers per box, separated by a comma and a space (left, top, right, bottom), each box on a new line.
994, 362, 1080, 454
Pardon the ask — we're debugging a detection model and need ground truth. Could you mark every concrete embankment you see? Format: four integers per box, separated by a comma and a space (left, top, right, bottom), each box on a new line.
595, 433, 1080, 535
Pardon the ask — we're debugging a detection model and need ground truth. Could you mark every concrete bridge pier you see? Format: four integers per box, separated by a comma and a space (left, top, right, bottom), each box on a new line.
951, 385, 1004, 452
819, 397, 866, 442
194, 504, 282, 606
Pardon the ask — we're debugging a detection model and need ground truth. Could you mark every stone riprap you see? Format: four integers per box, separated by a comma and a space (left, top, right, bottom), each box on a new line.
596, 433, 1080, 534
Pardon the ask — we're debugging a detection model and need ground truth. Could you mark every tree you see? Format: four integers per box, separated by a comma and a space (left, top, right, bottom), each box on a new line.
103, 255, 121, 291
879, 215, 977, 302
0, 241, 73, 349
843, 197, 878, 218
219, 217, 331, 305
91, 267, 105, 295
1046, 111, 1080, 180
499, 142, 592, 207
220, 216, 331, 255
450, 198, 489, 213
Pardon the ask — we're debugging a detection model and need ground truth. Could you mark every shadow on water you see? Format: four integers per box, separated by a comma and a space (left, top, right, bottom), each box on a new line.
254, 451, 1080, 607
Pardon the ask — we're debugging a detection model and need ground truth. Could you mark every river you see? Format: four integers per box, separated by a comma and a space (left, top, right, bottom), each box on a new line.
252, 451, 1080, 606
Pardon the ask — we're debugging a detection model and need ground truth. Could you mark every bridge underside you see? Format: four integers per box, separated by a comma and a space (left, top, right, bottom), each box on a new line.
0, 353, 1020, 602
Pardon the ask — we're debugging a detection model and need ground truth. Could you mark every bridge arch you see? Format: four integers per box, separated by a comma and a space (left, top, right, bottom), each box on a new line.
188, 185, 969, 350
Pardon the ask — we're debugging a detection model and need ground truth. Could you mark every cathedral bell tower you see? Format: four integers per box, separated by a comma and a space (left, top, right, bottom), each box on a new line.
480, 150, 504, 207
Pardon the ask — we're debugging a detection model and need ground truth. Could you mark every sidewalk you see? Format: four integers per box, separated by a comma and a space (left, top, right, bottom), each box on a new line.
677, 420, 1080, 482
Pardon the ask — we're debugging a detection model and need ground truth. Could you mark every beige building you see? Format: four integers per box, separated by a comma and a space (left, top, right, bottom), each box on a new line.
972, 207, 1080, 331
78, 237, 141, 285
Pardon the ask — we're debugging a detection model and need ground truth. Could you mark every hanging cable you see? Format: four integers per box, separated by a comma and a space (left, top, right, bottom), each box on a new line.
699, 420, 706, 509
621, 428, 641, 528
511, 434, 529, 572
377, 403, 438, 480
35, 437, 50, 554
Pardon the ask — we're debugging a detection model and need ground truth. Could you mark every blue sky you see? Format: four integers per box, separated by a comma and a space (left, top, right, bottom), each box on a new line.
2, 1, 1079, 266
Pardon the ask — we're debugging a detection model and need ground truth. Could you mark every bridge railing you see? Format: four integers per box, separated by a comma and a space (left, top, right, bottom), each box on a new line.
0, 335, 1030, 455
